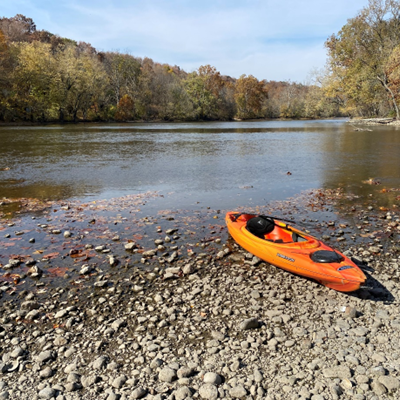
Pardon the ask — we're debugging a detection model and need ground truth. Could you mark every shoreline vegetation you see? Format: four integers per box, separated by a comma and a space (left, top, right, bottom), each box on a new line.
3, 1, 400, 125
0, 15, 342, 125
0, 116, 348, 127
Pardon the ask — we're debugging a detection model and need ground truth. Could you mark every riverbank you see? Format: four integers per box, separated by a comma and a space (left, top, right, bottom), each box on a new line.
348, 118, 400, 127
0, 117, 346, 127
0, 189, 400, 400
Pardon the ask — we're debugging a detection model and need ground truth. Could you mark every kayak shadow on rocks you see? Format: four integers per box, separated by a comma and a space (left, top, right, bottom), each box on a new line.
346, 258, 395, 303
349, 270, 395, 304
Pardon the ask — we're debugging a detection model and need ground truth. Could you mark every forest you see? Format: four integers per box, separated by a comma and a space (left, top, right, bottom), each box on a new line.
1, 0, 400, 123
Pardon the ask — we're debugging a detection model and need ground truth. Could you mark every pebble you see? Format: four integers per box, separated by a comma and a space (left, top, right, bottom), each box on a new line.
203, 372, 222, 385
112, 375, 127, 389
1, 200, 400, 400
199, 384, 218, 399
38, 387, 56, 399
158, 367, 177, 382
323, 366, 352, 379
131, 387, 147, 399
37, 351, 54, 364
229, 385, 247, 397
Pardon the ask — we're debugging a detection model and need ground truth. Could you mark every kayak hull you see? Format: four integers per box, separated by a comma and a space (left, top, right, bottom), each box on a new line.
226, 212, 366, 292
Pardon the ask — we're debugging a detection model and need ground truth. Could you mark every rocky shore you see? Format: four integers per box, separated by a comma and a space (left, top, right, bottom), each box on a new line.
1, 190, 400, 400
348, 118, 400, 127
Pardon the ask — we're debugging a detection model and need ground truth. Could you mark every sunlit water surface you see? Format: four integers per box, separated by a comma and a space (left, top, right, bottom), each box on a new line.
1, 120, 400, 210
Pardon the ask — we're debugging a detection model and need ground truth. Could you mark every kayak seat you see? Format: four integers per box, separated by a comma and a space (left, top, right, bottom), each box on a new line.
246, 216, 298, 243
246, 216, 275, 239
264, 226, 294, 243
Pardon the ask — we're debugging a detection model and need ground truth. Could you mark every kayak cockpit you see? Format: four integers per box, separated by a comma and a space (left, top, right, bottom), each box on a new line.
243, 214, 307, 243
263, 225, 308, 243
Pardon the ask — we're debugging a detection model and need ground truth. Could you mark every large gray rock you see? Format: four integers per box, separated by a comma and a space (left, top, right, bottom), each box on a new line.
177, 367, 193, 378
81, 375, 100, 388
0, 392, 9, 400
112, 375, 127, 389
174, 386, 192, 400
38, 387, 56, 399
92, 356, 108, 369
371, 381, 387, 396
199, 384, 218, 399
37, 351, 54, 364
378, 375, 400, 391
158, 367, 177, 383
39, 367, 54, 379
254, 369, 263, 383
10, 347, 24, 358
131, 386, 147, 399
203, 372, 222, 385
229, 385, 247, 398
322, 365, 352, 379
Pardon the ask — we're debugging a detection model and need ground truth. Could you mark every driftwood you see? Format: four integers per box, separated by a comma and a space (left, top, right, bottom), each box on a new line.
374, 118, 395, 124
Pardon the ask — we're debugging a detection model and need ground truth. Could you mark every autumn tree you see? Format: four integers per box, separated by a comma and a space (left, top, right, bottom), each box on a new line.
0, 28, 13, 120
234, 74, 267, 119
184, 65, 234, 120
0, 13, 349, 122
11, 41, 57, 121
325, 0, 400, 118
0, 14, 36, 42
101, 52, 141, 120
115, 94, 135, 121
52, 44, 108, 122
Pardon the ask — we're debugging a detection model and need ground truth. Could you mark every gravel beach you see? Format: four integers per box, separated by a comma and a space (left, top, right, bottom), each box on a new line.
0, 189, 400, 400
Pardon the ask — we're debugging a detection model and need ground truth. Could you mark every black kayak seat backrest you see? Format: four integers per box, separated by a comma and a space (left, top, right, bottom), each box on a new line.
246, 216, 275, 239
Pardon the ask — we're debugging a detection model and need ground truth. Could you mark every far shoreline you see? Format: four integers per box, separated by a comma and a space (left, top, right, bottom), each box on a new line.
0, 117, 349, 127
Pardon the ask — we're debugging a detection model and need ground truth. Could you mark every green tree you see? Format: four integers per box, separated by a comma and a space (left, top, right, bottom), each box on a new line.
52, 44, 108, 122
11, 41, 57, 121
184, 65, 233, 120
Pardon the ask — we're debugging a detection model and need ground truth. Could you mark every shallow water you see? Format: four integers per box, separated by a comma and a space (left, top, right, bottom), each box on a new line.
1, 119, 399, 300
1, 119, 400, 209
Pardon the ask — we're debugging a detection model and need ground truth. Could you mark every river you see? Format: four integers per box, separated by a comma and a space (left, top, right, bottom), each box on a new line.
1, 119, 400, 210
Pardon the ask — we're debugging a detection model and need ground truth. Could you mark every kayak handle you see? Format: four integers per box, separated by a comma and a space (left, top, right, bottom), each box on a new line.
260, 214, 296, 224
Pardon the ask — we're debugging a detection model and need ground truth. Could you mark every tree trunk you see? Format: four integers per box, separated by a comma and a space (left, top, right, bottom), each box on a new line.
58, 107, 64, 123
377, 76, 400, 119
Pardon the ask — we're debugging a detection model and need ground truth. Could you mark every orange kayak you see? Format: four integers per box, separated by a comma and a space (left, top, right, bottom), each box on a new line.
226, 212, 366, 292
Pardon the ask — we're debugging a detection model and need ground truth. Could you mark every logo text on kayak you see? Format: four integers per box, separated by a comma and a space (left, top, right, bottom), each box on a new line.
277, 253, 295, 262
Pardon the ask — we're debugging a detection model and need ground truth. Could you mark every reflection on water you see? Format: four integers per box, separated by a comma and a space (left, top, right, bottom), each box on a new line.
1, 120, 400, 209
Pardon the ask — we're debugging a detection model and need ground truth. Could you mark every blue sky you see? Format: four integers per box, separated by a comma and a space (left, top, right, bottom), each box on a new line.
2, 0, 368, 82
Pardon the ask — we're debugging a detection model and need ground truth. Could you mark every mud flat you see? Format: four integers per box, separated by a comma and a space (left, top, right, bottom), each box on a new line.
0, 189, 400, 399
